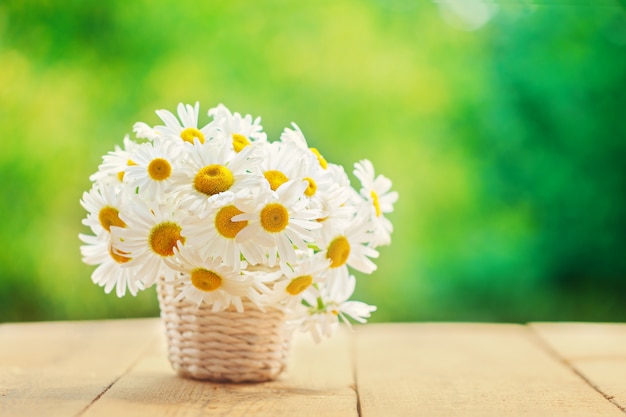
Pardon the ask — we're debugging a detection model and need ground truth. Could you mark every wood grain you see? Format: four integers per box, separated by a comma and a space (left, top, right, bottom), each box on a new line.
530, 322, 626, 412
354, 323, 624, 417
2, 320, 625, 416
81, 327, 357, 417
0, 319, 161, 417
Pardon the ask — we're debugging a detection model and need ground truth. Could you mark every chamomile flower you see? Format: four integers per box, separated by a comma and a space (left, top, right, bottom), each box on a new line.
328, 162, 362, 206
176, 141, 264, 216
209, 103, 267, 153
320, 209, 379, 279
354, 159, 398, 247
256, 140, 307, 192
89, 135, 140, 186
280, 123, 328, 170
114, 202, 188, 286
233, 180, 323, 266
124, 138, 185, 202
322, 271, 377, 327
312, 165, 359, 242
258, 136, 334, 208
266, 253, 331, 307
133, 121, 159, 141
182, 194, 267, 270
80, 182, 128, 236
298, 268, 376, 341
167, 245, 262, 312
279, 122, 308, 148
287, 143, 337, 208
79, 233, 143, 297
154, 102, 216, 145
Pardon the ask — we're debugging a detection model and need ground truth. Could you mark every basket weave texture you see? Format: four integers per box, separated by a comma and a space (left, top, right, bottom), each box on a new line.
157, 279, 290, 382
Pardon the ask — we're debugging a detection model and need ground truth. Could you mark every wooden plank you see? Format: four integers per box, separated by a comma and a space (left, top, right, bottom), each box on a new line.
0, 319, 161, 417
354, 323, 623, 417
530, 322, 626, 412
82, 328, 357, 417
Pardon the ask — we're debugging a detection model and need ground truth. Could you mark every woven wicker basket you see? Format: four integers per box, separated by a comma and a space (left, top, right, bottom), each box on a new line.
157, 278, 291, 382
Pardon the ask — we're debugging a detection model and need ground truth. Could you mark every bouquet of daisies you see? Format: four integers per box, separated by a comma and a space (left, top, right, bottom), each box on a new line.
80, 103, 397, 341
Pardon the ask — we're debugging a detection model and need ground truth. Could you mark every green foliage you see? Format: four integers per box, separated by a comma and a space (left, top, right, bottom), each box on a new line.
1, 1, 625, 322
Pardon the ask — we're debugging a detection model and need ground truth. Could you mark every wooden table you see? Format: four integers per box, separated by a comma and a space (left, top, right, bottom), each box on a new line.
1, 319, 625, 416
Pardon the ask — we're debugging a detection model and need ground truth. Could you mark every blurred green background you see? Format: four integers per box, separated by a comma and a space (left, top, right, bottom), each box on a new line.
2, 0, 626, 323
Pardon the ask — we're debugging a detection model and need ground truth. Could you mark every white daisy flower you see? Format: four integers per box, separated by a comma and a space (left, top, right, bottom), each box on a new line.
132, 121, 159, 141
298, 268, 376, 342
353, 159, 398, 247
176, 141, 264, 217
233, 180, 323, 266
255, 140, 307, 193
279, 122, 308, 147
80, 182, 128, 236
209, 103, 267, 153
240, 263, 285, 296
300, 161, 337, 209
154, 102, 216, 145
312, 185, 357, 243
278, 124, 339, 208
123, 138, 185, 202
182, 195, 267, 270
114, 202, 187, 286
280, 123, 328, 170
277, 127, 339, 208
266, 252, 331, 307
312, 164, 360, 243
320, 208, 379, 279
322, 271, 377, 327
79, 233, 143, 297
167, 245, 262, 312
328, 162, 363, 205
89, 135, 140, 186
292, 305, 337, 343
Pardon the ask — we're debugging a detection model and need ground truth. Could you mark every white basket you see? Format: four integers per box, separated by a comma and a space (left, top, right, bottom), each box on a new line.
157, 278, 290, 382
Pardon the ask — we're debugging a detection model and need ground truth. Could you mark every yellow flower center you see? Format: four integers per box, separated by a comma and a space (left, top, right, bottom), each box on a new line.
326, 236, 350, 268
310, 148, 328, 169
194, 164, 234, 196
232, 133, 250, 153
149, 221, 185, 257
109, 244, 132, 264
191, 268, 222, 292
180, 127, 205, 144
263, 170, 288, 191
148, 158, 172, 181
98, 206, 126, 232
117, 159, 136, 182
303, 177, 317, 197
371, 190, 382, 217
286, 275, 313, 295
215, 205, 248, 239
260, 203, 289, 233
